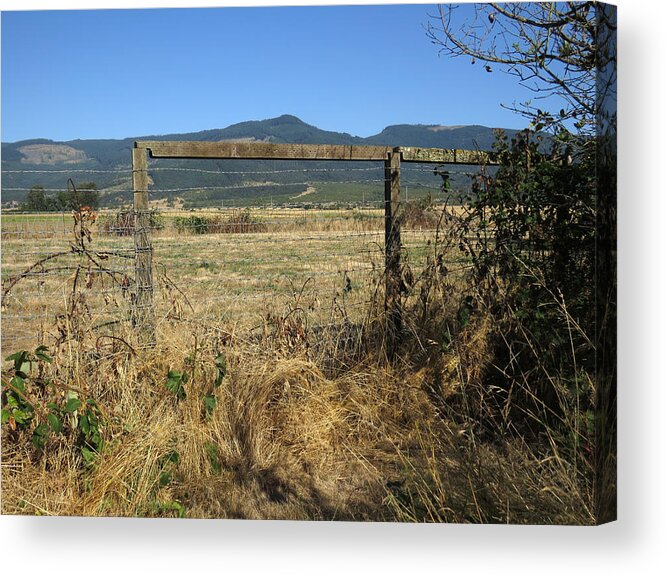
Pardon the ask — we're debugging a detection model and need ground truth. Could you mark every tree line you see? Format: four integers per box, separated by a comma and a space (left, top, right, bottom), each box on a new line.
22, 183, 99, 212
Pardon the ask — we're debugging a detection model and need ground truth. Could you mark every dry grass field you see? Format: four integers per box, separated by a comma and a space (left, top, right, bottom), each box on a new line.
1, 207, 594, 523
1, 207, 449, 350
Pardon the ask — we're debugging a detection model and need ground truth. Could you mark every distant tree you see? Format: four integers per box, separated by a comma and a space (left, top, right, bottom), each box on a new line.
76, 182, 100, 209
55, 190, 71, 211
54, 182, 100, 210
25, 186, 47, 211
23, 182, 100, 212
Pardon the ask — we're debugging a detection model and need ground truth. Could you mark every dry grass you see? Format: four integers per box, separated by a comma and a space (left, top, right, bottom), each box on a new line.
1, 298, 594, 524
1, 208, 595, 523
1, 211, 441, 350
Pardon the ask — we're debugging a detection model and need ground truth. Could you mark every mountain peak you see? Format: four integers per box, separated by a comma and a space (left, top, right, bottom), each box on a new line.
269, 114, 306, 125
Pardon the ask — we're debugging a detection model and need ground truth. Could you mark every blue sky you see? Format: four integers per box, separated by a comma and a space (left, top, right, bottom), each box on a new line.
1, 4, 537, 142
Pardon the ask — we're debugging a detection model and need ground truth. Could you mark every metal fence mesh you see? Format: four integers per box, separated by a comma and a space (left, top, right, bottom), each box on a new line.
1, 210, 136, 351
2, 160, 477, 354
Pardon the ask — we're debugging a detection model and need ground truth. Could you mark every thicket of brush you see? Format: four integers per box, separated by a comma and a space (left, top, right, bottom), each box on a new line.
1, 131, 609, 524
173, 209, 269, 235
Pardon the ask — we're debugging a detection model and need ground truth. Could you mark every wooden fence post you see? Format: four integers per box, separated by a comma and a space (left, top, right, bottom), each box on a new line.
385, 149, 402, 359
132, 146, 155, 345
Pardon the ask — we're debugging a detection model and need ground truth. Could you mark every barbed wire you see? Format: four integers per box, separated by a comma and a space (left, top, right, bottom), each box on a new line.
3, 180, 473, 193
3, 178, 389, 193
1, 165, 484, 176
1, 168, 129, 174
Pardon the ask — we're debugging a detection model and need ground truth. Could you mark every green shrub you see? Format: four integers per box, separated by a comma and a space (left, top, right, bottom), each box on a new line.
173, 209, 268, 235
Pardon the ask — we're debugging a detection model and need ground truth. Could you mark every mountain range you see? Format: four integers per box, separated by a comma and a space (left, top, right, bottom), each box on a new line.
1, 115, 516, 207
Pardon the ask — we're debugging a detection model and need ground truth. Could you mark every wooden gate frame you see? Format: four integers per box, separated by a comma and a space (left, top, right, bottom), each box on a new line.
132, 140, 494, 354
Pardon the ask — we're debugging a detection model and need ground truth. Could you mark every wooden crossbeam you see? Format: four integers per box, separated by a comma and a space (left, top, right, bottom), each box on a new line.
135, 141, 497, 165
137, 141, 393, 162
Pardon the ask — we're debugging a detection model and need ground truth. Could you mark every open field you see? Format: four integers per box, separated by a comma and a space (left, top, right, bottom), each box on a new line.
1, 207, 449, 352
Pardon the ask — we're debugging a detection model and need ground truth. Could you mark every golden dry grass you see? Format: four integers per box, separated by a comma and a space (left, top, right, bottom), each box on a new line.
1, 303, 593, 523
1, 210, 440, 351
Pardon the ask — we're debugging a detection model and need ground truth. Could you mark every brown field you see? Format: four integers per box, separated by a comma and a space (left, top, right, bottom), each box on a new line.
1, 207, 457, 352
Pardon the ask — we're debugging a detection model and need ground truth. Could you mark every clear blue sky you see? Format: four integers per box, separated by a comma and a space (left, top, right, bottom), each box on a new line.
1, 4, 535, 142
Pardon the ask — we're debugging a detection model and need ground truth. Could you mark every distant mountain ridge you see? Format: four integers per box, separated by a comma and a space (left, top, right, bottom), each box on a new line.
3, 114, 512, 160
1, 115, 518, 206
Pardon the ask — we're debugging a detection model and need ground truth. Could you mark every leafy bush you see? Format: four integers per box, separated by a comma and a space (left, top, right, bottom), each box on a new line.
173, 209, 268, 235
173, 215, 214, 235
1, 346, 105, 464
461, 129, 595, 371
434, 129, 598, 462
399, 197, 441, 230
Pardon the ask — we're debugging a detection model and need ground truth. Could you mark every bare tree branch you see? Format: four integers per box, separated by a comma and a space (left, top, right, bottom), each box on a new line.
426, 2, 608, 140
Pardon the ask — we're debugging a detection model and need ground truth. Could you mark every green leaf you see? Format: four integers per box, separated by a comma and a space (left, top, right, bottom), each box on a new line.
166, 450, 180, 465
47, 413, 63, 434
203, 394, 217, 415
34, 345, 52, 360
159, 471, 172, 487
32, 423, 49, 449
161, 500, 185, 518
214, 354, 227, 375
64, 397, 82, 413
6, 351, 28, 372
88, 411, 99, 426
204, 442, 221, 474
146, 500, 185, 518
81, 446, 97, 465
172, 501, 185, 518
214, 354, 227, 387
166, 370, 186, 401
17, 362, 32, 377
1, 408, 10, 425
11, 375, 26, 393
14, 409, 30, 425
80, 414, 90, 435
81, 447, 94, 463
91, 430, 102, 448
5, 351, 26, 363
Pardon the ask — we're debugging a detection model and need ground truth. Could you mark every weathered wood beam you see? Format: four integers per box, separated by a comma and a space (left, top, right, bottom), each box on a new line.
131, 147, 155, 346
384, 151, 402, 361
135, 141, 498, 165
137, 141, 394, 162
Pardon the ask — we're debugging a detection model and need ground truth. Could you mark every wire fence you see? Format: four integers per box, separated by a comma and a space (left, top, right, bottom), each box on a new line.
1, 160, 479, 354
